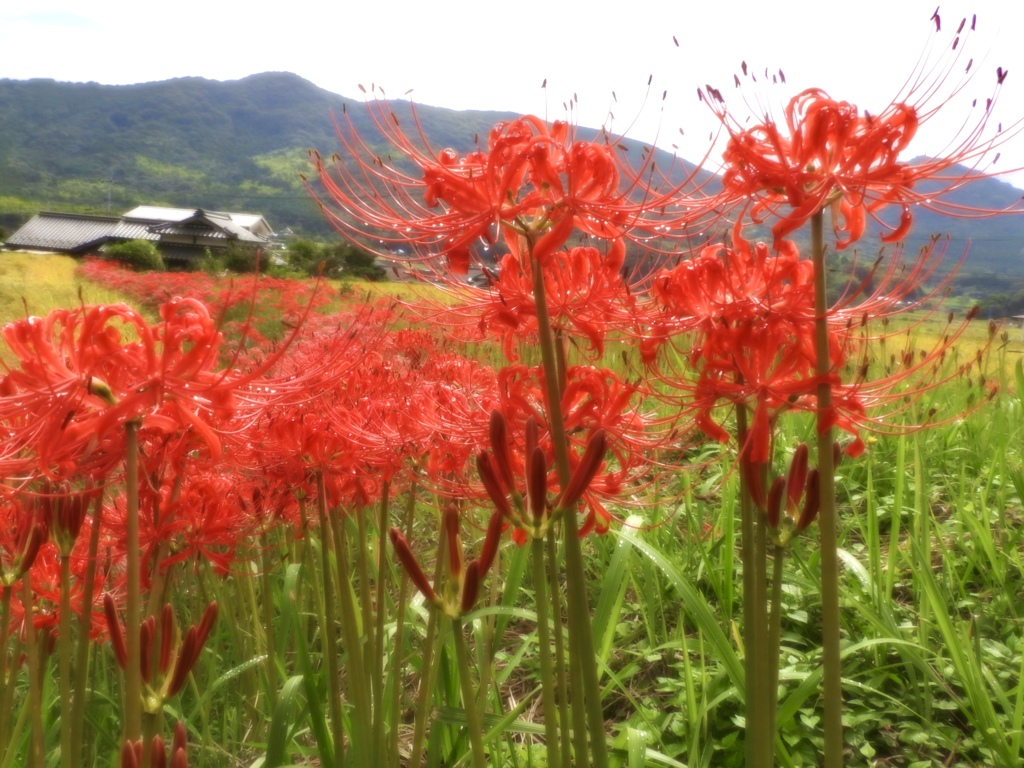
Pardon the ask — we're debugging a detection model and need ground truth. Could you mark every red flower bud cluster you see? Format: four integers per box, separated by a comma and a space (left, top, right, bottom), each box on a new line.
477, 410, 607, 542
390, 504, 504, 618
744, 443, 839, 546
121, 721, 189, 768
104, 596, 218, 708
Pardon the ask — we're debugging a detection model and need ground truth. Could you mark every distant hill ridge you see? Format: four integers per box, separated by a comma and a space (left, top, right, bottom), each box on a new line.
0, 72, 1021, 284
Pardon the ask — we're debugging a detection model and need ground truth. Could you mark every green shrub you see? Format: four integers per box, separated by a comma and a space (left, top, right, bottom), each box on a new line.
286, 239, 386, 281
104, 239, 165, 271
222, 244, 262, 274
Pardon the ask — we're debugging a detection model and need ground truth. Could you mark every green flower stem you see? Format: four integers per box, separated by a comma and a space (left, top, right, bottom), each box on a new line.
125, 420, 143, 745
58, 553, 73, 768
260, 529, 279, 713
71, 490, 104, 762
22, 577, 44, 766
531, 536, 562, 768
768, 543, 786, 749
373, 481, 390, 763
452, 618, 487, 768
1, 689, 29, 768
408, 515, 449, 768
737, 407, 770, 768
328, 496, 374, 765
0, 586, 12, 753
145, 475, 181, 621
569, 635, 592, 768
811, 209, 843, 768
531, 251, 608, 768
356, 507, 375, 652
547, 529, 573, 768
314, 472, 346, 768
389, 486, 417, 768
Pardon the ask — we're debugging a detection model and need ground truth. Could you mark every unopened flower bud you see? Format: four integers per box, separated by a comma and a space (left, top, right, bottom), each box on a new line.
389, 528, 437, 603
444, 506, 464, 578
557, 430, 606, 510
13, 518, 47, 580
460, 559, 481, 614
528, 447, 548, 521
478, 510, 504, 577
103, 593, 127, 669
786, 444, 809, 513
52, 489, 89, 556
121, 739, 141, 768
172, 721, 188, 756
195, 602, 218, 651
796, 469, 821, 531
488, 411, 515, 493
159, 604, 175, 676
88, 377, 117, 406
140, 616, 155, 683
150, 734, 167, 768
525, 416, 538, 463
766, 476, 785, 530
166, 629, 196, 698
476, 453, 512, 519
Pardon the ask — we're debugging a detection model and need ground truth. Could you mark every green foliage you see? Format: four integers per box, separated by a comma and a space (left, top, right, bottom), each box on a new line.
104, 239, 165, 271
222, 243, 262, 274
286, 239, 386, 281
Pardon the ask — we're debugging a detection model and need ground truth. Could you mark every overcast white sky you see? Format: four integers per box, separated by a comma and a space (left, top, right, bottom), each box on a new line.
2, 0, 1023, 186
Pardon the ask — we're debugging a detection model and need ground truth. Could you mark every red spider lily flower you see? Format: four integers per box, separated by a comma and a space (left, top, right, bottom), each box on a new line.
312, 97, 712, 277
414, 242, 636, 361
704, 15, 1020, 250
0, 299, 245, 486
644, 222, 831, 460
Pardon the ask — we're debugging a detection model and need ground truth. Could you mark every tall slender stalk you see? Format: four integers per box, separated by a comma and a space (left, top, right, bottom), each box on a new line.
811, 209, 843, 768
314, 472, 345, 768
0, 586, 12, 753
408, 515, 448, 768
452, 620, 487, 768
737, 406, 770, 768
372, 481, 390, 763
531, 253, 607, 768
260, 529, 278, 713
58, 551, 73, 767
71, 491, 105, 762
21, 578, 44, 766
546, 529, 573, 768
767, 544, 785, 750
531, 536, 562, 768
389, 485, 417, 768
328, 496, 373, 765
124, 420, 143, 745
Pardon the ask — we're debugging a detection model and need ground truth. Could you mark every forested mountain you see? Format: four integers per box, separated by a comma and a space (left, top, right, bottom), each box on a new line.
0, 72, 1021, 294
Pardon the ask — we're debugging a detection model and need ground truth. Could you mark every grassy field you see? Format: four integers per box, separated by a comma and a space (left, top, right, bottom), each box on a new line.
0, 252, 138, 324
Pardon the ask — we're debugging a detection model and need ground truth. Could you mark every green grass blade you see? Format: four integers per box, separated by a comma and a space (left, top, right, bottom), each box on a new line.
615, 527, 745, 695
264, 675, 305, 768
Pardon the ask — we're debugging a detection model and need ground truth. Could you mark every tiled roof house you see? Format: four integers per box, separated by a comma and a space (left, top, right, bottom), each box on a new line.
4, 206, 273, 265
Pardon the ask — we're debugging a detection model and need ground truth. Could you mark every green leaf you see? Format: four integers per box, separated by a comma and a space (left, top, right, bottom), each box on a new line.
264, 675, 305, 768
